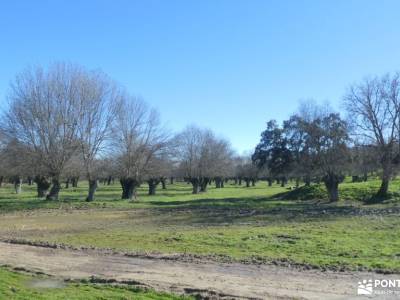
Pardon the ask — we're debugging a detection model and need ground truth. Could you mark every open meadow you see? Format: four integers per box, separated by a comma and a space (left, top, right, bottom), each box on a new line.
0, 179, 399, 299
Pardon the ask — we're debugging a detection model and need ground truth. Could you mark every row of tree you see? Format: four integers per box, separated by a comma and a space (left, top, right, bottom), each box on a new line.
0, 63, 399, 202
0, 63, 257, 201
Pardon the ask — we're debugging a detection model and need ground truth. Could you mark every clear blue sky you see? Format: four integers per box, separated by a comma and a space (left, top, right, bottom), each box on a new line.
1, 0, 400, 153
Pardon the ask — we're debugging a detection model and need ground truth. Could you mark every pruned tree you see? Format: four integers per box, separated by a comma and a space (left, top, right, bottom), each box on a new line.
175, 126, 233, 194
1, 63, 82, 200
75, 68, 119, 201
144, 154, 172, 195
112, 94, 168, 200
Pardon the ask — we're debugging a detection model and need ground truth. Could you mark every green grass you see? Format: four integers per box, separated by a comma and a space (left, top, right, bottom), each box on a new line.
0, 179, 400, 276
0, 181, 286, 212
0, 267, 188, 299
17, 212, 399, 272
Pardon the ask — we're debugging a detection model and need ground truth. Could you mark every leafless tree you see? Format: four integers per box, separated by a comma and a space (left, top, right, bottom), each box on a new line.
112, 94, 169, 200
0, 63, 87, 200
144, 153, 172, 195
349, 143, 379, 182
344, 73, 400, 198
236, 156, 259, 187
175, 126, 233, 193
75, 68, 120, 201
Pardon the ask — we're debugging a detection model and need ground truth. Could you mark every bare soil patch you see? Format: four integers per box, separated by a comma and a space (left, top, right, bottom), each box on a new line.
0, 241, 396, 299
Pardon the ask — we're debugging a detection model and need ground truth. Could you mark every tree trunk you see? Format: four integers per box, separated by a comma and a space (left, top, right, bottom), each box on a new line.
120, 178, 139, 200
0, 176, 3, 187
14, 177, 22, 194
215, 177, 222, 188
267, 178, 273, 187
251, 179, 255, 186
304, 175, 311, 187
170, 177, 174, 184
86, 179, 98, 202
377, 177, 390, 198
160, 178, 167, 190
221, 179, 224, 188
35, 176, 50, 198
376, 162, 390, 199
234, 178, 238, 185
200, 177, 209, 192
190, 178, 200, 194
295, 178, 300, 188
147, 179, 159, 195
363, 172, 368, 182
71, 177, 79, 188
245, 179, 250, 187
325, 182, 339, 202
238, 178, 242, 185
323, 174, 341, 202
47, 177, 61, 200
27, 177, 33, 185
280, 177, 286, 187
107, 176, 112, 185
65, 178, 70, 188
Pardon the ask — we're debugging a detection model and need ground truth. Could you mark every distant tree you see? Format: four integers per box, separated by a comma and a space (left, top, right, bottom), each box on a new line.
252, 120, 292, 186
344, 73, 400, 198
63, 155, 84, 188
350, 144, 379, 182
144, 153, 173, 195
175, 126, 233, 194
240, 157, 259, 187
0, 139, 31, 193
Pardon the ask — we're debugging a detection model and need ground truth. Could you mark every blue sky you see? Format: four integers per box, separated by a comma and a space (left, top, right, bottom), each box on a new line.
1, 0, 400, 153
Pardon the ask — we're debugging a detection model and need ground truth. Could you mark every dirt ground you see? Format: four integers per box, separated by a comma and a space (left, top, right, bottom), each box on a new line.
0, 241, 398, 299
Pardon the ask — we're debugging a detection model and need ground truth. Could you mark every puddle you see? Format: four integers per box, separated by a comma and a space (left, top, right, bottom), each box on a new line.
26, 278, 66, 289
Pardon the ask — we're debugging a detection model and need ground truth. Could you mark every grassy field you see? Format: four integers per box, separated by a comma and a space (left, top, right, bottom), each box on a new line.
0, 179, 400, 298
0, 267, 188, 300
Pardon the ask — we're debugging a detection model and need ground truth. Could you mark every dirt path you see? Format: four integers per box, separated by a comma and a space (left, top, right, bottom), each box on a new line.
0, 241, 397, 299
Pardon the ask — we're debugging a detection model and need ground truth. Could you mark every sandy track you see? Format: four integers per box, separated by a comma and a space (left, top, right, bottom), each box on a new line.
0, 241, 397, 299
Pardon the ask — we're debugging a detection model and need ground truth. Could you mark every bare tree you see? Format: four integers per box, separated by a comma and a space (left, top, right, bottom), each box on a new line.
75, 69, 119, 201
144, 154, 171, 195
0, 139, 31, 193
175, 126, 233, 193
350, 143, 379, 182
344, 73, 400, 198
1, 63, 83, 200
112, 94, 168, 200
239, 156, 259, 187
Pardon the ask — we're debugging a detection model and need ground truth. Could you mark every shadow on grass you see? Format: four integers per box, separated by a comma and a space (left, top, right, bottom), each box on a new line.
146, 195, 400, 226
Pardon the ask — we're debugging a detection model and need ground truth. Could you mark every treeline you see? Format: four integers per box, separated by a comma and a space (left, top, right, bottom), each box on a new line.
0, 63, 249, 201
0, 63, 399, 203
